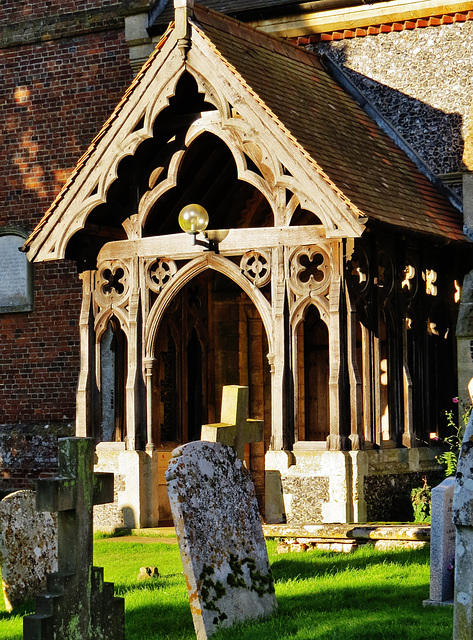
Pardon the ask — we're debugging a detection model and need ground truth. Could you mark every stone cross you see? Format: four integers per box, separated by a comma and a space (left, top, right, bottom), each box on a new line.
23, 437, 124, 640
452, 412, 473, 639
201, 385, 263, 461
166, 440, 277, 640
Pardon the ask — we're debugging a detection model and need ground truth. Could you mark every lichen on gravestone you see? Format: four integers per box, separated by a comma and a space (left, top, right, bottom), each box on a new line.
0, 489, 57, 611
166, 441, 277, 640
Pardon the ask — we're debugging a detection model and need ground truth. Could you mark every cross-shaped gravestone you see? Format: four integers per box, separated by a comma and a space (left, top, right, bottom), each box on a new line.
201, 385, 263, 461
23, 437, 124, 640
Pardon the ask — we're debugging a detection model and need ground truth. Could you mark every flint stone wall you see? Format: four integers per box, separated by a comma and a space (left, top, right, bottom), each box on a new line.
315, 21, 473, 191
0, 424, 73, 496
93, 445, 126, 532
365, 470, 445, 522
280, 475, 329, 523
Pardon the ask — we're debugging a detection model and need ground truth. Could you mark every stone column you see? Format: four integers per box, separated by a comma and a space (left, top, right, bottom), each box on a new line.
144, 357, 155, 451
76, 271, 94, 438
269, 246, 286, 451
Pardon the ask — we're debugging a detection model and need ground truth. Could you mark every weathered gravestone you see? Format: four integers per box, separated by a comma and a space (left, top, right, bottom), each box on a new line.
423, 477, 455, 606
0, 490, 57, 611
453, 412, 473, 639
201, 385, 263, 461
23, 437, 124, 640
166, 441, 277, 640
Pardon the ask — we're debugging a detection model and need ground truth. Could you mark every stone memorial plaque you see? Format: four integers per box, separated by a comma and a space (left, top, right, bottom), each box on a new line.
424, 477, 455, 605
0, 233, 32, 313
166, 441, 277, 640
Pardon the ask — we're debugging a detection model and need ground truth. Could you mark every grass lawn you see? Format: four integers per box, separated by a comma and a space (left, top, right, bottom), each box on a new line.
0, 540, 453, 639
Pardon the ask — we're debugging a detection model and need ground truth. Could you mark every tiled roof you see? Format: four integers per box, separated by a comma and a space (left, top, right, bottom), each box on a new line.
292, 10, 473, 43
25, 2, 465, 254
153, 0, 301, 26
191, 4, 464, 241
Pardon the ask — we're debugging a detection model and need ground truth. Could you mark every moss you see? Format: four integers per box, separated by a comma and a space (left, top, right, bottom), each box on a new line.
199, 564, 226, 615
226, 554, 275, 597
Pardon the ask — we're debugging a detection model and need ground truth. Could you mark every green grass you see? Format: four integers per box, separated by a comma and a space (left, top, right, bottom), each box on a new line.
0, 540, 453, 640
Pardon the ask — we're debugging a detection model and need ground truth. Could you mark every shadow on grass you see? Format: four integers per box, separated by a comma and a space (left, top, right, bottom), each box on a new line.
212, 580, 452, 640
0, 598, 34, 620
114, 574, 185, 596
271, 546, 430, 582
124, 591, 194, 640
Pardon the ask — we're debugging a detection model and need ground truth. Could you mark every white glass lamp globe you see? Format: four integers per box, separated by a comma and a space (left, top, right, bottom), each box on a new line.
178, 204, 209, 235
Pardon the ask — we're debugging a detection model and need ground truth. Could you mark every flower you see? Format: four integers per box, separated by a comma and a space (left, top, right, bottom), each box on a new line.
453, 398, 459, 404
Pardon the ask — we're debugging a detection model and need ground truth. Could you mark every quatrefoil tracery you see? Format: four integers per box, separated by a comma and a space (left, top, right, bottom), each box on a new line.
102, 268, 125, 295
240, 251, 271, 287
289, 246, 330, 296
95, 261, 130, 307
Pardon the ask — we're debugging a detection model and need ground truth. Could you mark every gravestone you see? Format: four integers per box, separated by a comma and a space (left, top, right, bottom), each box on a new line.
23, 437, 124, 640
201, 385, 263, 461
423, 477, 455, 606
453, 412, 473, 639
166, 441, 277, 640
0, 490, 57, 611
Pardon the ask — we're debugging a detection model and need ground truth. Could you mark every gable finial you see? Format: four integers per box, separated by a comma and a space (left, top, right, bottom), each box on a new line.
174, 0, 194, 59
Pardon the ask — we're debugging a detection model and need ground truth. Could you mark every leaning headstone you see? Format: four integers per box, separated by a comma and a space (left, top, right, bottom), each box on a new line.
23, 438, 124, 640
166, 441, 277, 640
423, 477, 455, 606
453, 412, 473, 639
0, 490, 57, 611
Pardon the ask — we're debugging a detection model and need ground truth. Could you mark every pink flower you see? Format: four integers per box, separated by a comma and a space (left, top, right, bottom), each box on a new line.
453, 398, 459, 404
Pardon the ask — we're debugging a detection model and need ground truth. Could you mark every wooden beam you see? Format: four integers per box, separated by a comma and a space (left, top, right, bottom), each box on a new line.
250, 0, 473, 37
97, 224, 329, 262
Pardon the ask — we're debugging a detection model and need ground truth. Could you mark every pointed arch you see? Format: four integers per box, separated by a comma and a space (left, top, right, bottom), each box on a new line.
145, 254, 273, 359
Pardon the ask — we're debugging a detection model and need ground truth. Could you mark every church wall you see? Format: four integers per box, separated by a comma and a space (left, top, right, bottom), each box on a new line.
0, 423, 74, 497
266, 447, 446, 524
315, 21, 473, 194
0, 4, 134, 486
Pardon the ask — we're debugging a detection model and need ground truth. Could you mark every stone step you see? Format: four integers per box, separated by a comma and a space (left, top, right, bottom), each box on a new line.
23, 612, 53, 639
35, 592, 61, 617
262, 523, 430, 541
46, 570, 74, 594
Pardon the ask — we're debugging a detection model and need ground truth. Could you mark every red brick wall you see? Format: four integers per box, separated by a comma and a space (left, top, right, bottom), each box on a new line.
0, 14, 134, 428
0, 1, 125, 22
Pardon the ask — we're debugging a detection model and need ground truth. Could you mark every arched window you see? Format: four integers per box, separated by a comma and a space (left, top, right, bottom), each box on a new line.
296, 304, 330, 442
99, 319, 126, 442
